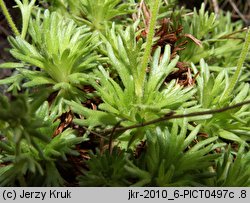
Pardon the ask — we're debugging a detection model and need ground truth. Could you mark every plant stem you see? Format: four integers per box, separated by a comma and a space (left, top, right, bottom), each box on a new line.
0, 0, 20, 36
136, 0, 160, 100
99, 99, 250, 136
222, 28, 250, 101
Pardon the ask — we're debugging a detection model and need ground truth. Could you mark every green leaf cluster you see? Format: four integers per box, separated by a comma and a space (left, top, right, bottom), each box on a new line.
125, 120, 222, 186
181, 4, 244, 67
78, 148, 131, 186
76, 0, 135, 30
0, 10, 99, 113
192, 59, 250, 143
0, 0, 250, 187
68, 26, 196, 147
0, 94, 85, 186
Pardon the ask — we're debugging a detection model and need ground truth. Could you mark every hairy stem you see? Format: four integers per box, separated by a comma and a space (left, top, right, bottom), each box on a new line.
0, 0, 20, 36
99, 99, 250, 136
136, 0, 161, 100
222, 28, 250, 101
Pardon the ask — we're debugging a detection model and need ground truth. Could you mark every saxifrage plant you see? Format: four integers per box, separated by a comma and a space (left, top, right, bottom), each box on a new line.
1, 9, 99, 114
0, 0, 250, 186
0, 94, 85, 186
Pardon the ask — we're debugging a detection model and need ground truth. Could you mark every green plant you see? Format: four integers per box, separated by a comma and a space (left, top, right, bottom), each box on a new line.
223, 29, 250, 99
191, 59, 250, 143
0, 10, 99, 113
181, 4, 244, 66
75, 0, 135, 31
0, 0, 250, 187
67, 30, 196, 147
208, 144, 250, 186
15, 0, 36, 39
39, 0, 81, 15
0, 94, 85, 186
78, 148, 131, 186
125, 119, 224, 186
0, 0, 20, 36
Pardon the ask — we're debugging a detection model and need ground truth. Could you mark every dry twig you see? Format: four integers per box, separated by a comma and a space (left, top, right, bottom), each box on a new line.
96, 100, 250, 136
